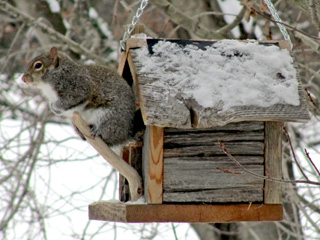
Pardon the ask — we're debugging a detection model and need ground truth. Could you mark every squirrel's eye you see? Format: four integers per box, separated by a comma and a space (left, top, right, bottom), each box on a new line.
33, 61, 43, 70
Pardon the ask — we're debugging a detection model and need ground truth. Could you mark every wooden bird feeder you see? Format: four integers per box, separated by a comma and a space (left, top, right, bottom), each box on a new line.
88, 36, 310, 223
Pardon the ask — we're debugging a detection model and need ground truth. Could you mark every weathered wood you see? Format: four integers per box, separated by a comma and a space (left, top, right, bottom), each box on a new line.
279, 40, 291, 50
125, 24, 145, 36
118, 51, 128, 76
264, 122, 283, 204
120, 142, 143, 202
119, 146, 130, 201
164, 141, 264, 157
126, 38, 148, 51
165, 121, 265, 132
164, 131, 264, 146
128, 39, 310, 129
164, 156, 264, 165
164, 159, 264, 191
89, 201, 283, 222
142, 126, 164, 204
163, 188, 263, 203
71, 112, 142, 201
130, 49, 192, 128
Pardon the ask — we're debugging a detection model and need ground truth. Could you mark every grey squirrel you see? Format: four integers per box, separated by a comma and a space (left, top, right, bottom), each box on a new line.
22, 47, 136, 146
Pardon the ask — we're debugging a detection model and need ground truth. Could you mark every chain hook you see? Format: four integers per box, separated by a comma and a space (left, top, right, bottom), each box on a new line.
120, 0, 149, 52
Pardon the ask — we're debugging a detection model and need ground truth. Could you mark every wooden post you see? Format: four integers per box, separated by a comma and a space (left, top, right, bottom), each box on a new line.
119, 142, 143, 202
143, 126, 164, 204
264, 121, 282, 204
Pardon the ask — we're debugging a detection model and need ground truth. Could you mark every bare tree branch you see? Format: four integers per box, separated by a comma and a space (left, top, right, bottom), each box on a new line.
149, 0, 225, 39
0, 1, 107, 64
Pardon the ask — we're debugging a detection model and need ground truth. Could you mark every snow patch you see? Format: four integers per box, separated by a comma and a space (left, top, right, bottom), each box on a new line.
126, 196, 146, 204
46, 0, 60, 13
134, 40, 300, 112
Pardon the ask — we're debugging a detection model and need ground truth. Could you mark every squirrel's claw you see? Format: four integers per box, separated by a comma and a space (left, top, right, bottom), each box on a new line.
90, 125, 98, 139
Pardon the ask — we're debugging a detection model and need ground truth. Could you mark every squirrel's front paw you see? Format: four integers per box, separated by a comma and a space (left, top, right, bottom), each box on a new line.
90, 125, 99, 139
50, 103, 62, 115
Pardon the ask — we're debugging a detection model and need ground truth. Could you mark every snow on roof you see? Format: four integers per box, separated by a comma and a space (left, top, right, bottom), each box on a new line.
136, 40, 299, 110
129, 39, 309, 128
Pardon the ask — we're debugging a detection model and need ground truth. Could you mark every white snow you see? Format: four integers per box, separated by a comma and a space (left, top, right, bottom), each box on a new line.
46, 0, 60, 13
131, 33, 149, 39
126, 196, 146, 204
134, 40, 300, 112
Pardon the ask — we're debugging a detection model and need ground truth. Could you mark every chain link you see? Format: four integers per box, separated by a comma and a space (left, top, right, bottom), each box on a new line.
264, 0, 293, 50
120, 0, 149, 51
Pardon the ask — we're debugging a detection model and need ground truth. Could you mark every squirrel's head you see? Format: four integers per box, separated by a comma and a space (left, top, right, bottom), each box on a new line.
22, 47, 60, 87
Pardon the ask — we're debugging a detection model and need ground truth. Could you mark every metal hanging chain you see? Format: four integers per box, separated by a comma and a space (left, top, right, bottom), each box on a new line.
264, 0, 293, 50
120, 0, 149, 51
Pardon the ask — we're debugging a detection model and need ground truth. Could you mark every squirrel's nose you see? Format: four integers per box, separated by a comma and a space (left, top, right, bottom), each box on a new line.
21, 75, 26, 83
22, 74, 33, 84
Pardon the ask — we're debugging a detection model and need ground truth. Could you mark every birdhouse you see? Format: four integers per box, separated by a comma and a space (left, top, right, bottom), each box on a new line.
88, 37, 310, 223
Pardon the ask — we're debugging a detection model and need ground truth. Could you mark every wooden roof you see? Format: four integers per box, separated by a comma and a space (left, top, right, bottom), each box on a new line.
122, 38, 310, 128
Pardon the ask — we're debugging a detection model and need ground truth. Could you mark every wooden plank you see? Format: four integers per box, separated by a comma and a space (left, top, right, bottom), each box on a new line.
264, 122, 283, 204
126, 38, 148, 50
164, 141, 264, 157
164, 156, 264, 165
127, 51, 149, 120
118, 51, 128, 76
142, 126, 164, 204
165, 121, 265, 132
163, 188, 263, 203
164, 160, 264, 191
164, 131, 264, 146
119, 146, 130, 201
130, 49, 192, 128
89, 201, 283, 223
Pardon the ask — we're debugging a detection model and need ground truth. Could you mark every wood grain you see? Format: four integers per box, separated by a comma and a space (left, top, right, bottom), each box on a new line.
264, 122, 283, 204
165, 121, 264, 132
163, 188, 263, 203
142, 126, 164, 204
164, 158, 264, 191
89, 201, 283, 223
164, 141, 265, 157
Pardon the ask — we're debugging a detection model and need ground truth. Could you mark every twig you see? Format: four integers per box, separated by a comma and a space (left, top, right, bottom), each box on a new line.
171, 223, 178, 240
71, 112, 142, 201
217, 6, 246, 35
251, 7, 320, 41
305, 88, 320, 112
282, 124, 310, 181
304, 149, 320, 177
0, 1, 107, 65
218, 141, 320, 186
216, 167, 264, 190
308, 0, 320, 32
149, 0, 224, 39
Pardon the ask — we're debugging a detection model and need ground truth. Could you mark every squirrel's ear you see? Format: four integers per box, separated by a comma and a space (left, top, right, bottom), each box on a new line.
50, 47, 59, 68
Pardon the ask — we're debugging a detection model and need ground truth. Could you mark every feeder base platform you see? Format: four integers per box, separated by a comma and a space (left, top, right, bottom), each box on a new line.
89, 201, 283, 223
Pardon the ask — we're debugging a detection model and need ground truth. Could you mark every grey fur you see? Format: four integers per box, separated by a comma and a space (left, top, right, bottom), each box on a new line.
23, 48, 135, 146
